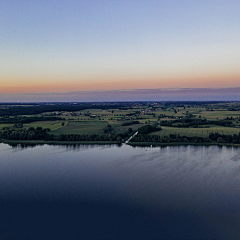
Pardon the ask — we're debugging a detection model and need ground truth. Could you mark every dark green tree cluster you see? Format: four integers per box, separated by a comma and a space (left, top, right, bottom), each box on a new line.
0, 127, 123, 143
160, 118, 233, 128
209, 132, 240, 144
138, 125, 161, 134
0, 127, 49, 140
104, 125, 113, 133
121, 121, 140, 126
130, 134, 210, 143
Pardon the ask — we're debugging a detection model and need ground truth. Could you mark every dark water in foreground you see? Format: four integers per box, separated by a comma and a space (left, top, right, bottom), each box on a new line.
0, 143, 240, 239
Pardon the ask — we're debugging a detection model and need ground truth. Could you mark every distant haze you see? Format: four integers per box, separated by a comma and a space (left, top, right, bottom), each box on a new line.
1, 88, 240, 102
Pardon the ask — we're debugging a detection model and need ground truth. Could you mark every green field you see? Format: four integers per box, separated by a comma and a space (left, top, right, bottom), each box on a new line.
112, 123, 145, 134
196, 111, 240, 120
23, 121, 65, 131
151, 126, 240, 138
51, 121, 109, 135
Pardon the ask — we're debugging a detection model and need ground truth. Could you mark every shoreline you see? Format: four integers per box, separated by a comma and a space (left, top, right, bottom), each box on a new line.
128, 141, 240, 147
1, 139, 240, 147
1, 140, 119, 145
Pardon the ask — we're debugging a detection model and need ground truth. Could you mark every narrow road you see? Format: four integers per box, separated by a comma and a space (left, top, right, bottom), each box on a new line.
125, 131, 138, 144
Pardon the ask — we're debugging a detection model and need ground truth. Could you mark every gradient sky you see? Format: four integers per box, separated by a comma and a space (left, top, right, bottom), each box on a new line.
1, 0, 240, 100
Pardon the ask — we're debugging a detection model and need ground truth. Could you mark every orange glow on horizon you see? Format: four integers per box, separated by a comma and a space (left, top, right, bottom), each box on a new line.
1, 73, 240, 94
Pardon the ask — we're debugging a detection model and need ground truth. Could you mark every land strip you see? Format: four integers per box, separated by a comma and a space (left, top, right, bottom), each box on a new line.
1, 101, 240, 146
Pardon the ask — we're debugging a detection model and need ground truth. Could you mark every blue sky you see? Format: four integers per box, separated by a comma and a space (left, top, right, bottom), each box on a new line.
0, 0, 240, 101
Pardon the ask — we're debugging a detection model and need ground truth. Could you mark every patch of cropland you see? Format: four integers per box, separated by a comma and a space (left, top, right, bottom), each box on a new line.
151, 126, 240, 138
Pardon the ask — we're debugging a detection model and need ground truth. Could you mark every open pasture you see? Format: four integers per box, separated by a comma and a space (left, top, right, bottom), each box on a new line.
151, 126, 240, 138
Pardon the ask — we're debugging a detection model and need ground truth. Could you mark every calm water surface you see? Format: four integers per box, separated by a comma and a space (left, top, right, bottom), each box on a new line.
0, 143, 240, 239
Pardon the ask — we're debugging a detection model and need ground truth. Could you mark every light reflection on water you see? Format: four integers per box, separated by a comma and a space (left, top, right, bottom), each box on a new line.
1, 143, 240, 239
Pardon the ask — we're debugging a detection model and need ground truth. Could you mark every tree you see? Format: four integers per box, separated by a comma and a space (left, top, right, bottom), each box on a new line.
116, 136, 122, 143
217, 137, 224, 143
104, 124, 112, 133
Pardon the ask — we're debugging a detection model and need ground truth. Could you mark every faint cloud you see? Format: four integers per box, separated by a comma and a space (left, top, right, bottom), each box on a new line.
1, 88, 240, 102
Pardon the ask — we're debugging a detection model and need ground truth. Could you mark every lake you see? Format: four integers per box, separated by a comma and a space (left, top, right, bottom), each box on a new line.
0, 143, 240, 239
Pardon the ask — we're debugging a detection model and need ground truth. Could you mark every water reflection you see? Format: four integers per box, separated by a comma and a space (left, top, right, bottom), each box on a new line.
1, 143, 240, 239
6, 142, 123, 153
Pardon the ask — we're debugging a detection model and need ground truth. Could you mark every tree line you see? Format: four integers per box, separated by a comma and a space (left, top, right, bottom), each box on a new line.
0, 127, 124, 143
130, 134, 210, 143
2, 126, 240, 145
160, 118, 233, 128
0, 116, 64, 124
121, 121, 140, 126
209, 132, 240, 144
0, 102, 142, 116
131, 132, 240, 144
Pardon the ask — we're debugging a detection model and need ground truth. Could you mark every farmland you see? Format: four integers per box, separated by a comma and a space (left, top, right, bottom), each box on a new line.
1, 101, 240, 145
23, 121, 65, 131
151, 126, 240, 138
52, 121, 109, 135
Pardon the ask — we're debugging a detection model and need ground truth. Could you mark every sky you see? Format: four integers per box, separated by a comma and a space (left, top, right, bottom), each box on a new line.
0, 0, 240, 101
